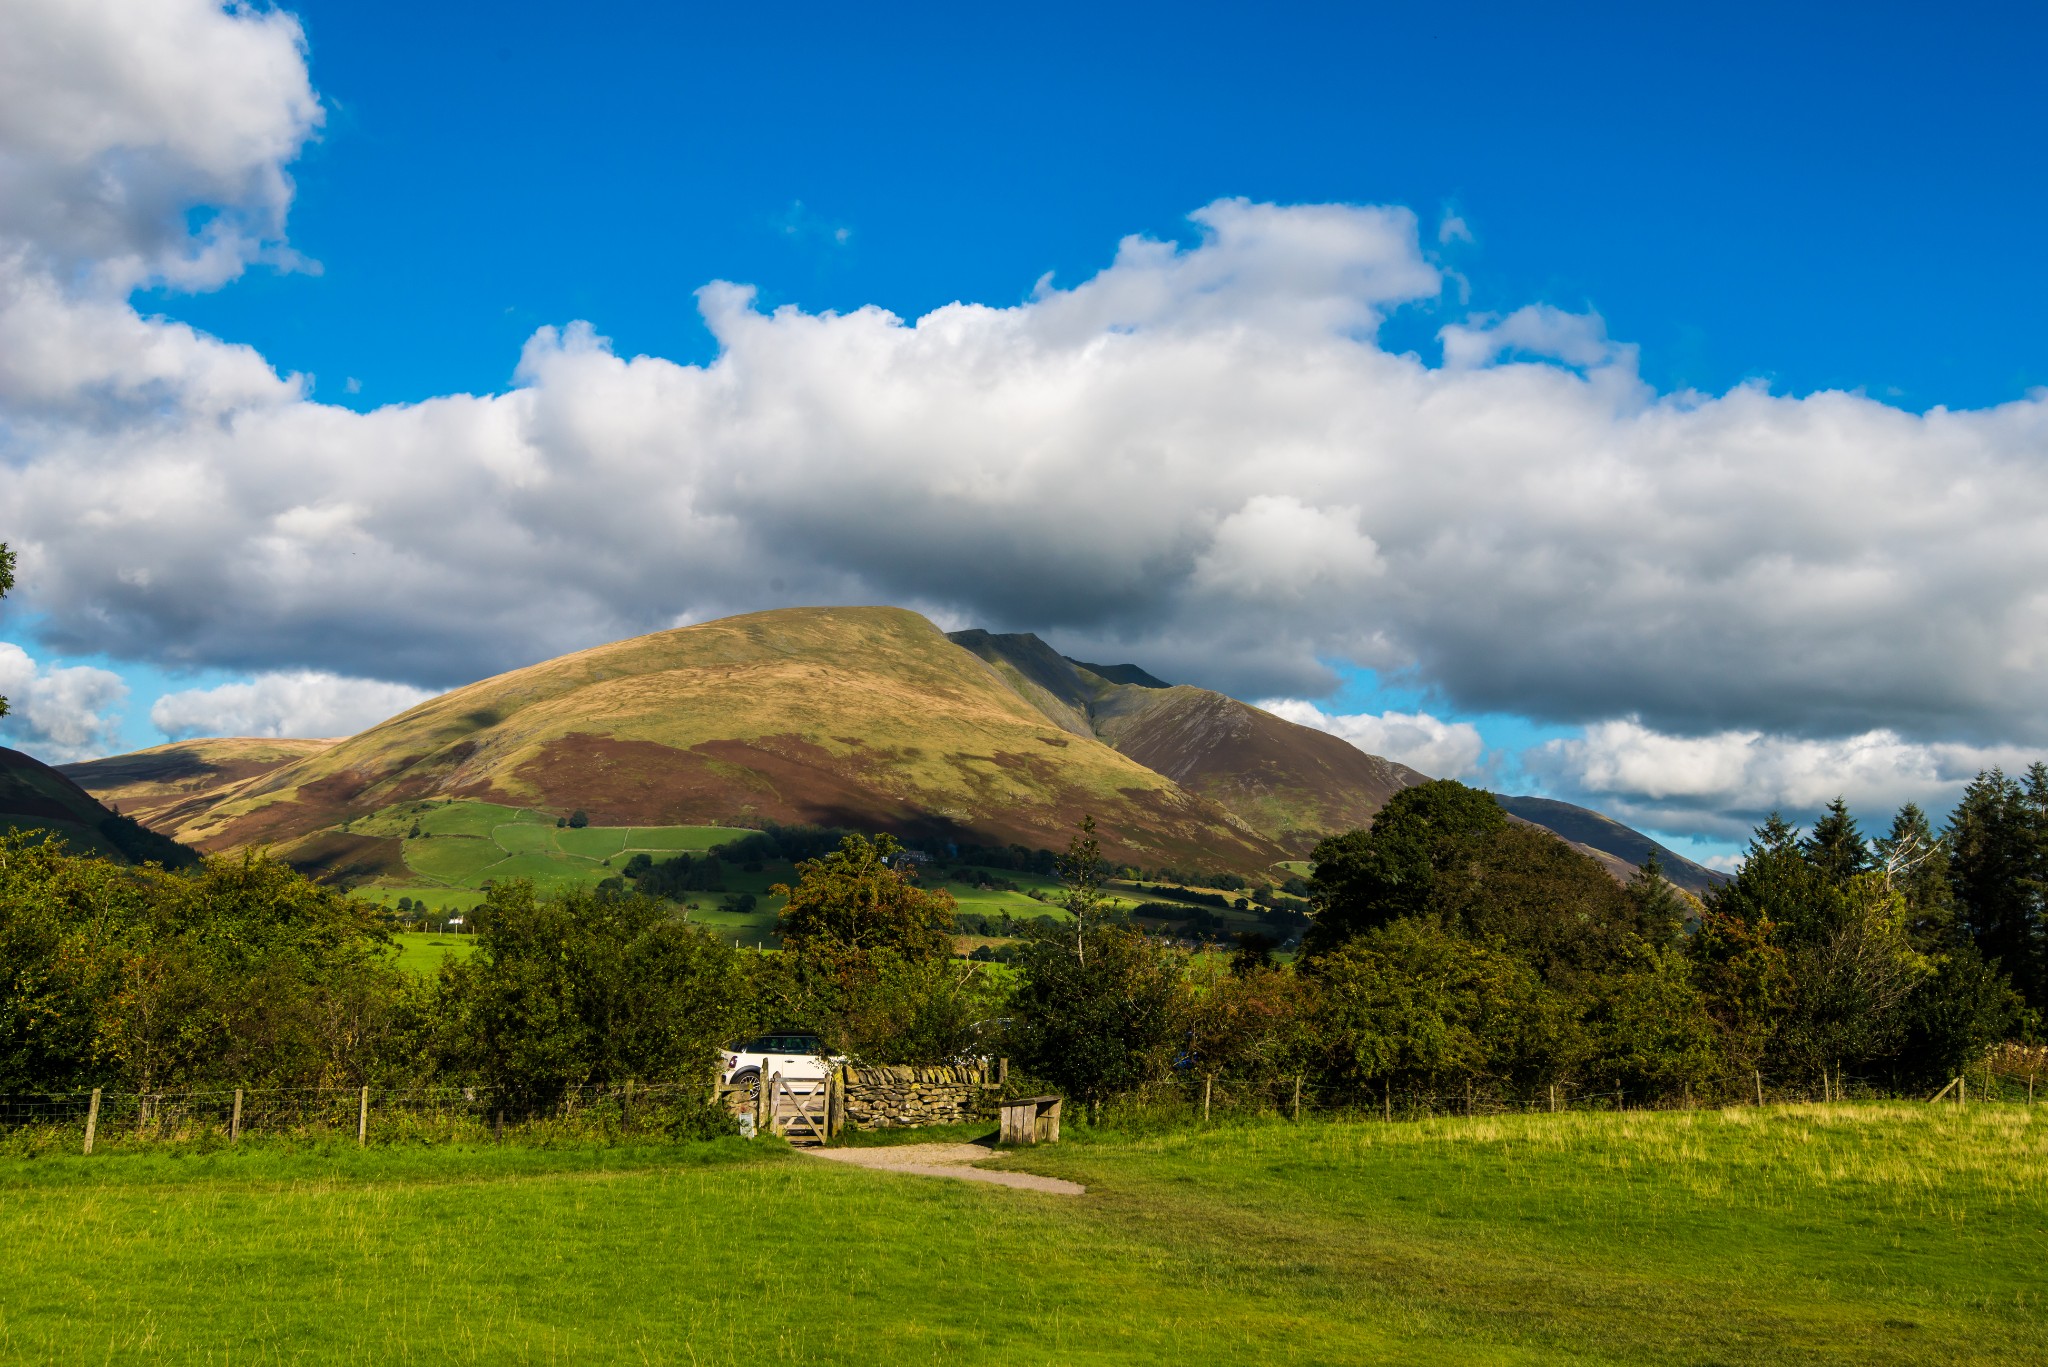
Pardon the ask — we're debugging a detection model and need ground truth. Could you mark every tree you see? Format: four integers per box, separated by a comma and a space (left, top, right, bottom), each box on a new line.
438, 881, 747, 1111
1054, 816, 1113, 965
1304, 780, 1508, 952
1625, 852, 1690, 944
773, 832, 955, 963
567, 810, 590, 829
1874, 803, 1956, 951
1802, 797, 1871, 885
1310, 918, 1571, 1099
1948, 769, 2043, 1009
1423, 822, 1657, 987
1008, 918, 1185, 1111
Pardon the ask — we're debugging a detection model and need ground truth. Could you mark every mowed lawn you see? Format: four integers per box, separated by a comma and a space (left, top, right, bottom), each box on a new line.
2, 1105, 2042, 1364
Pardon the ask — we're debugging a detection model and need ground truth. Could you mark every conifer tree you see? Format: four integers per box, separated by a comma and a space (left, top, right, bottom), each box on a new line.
1624, 851, 1688, 943
1801, 797, 1870, 885
1947, 769, 2044, 1009
1874, 803, 1955, 951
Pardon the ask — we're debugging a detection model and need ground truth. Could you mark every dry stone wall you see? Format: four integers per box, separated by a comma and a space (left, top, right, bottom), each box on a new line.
840, 1063, 998, 1130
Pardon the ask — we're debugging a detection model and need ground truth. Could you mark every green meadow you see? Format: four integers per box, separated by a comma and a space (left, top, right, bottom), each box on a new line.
1, 1104, 2040, 1364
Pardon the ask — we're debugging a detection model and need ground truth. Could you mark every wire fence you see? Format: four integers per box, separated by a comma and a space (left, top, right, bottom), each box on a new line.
7, 1045, 2041, 1153
0, 1082, 727, 1153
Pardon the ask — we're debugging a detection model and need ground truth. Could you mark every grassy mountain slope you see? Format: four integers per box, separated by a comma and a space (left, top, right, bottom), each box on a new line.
156, 607, 1285, 872
0, 746, 196, 866
1494, 794, 1726, 896
949, 630, 1428, 852
60, 738, 336, 836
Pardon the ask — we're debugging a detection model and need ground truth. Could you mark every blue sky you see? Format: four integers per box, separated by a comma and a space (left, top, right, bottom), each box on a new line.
162, 0, 2047, 414
4, 0, 2046, 864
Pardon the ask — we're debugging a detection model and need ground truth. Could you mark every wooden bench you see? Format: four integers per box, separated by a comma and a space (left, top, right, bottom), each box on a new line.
998, 1095, 1062, 1145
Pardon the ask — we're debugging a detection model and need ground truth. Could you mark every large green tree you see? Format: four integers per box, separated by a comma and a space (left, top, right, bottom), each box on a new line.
1802, 797, 1871, 885
438, 882, 747, 1111
1947, 769, 2044, 1009
1304, 780, 1508, 952
773, 832, 955, 962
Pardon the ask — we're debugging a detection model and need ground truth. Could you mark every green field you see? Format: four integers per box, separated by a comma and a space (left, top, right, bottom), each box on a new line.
2, 1104, 2040, 1363
349, 801, 765, 908
388, 931, 480, 976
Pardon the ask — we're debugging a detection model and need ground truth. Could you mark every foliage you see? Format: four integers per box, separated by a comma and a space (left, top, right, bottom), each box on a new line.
1947, 767, 2046, 1010
773, 832, 955, 962
1007, 920, 1184, 1108
1310, 918, 1571, 1096
435, 882, 748, 1112
0, 833, 417, 1092
1304, 780, 1508, 951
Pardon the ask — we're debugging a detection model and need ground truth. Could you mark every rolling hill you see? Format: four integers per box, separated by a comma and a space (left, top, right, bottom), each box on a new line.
58, 737, 335, 837
47, 606, 1724, 896
948, 630, 1428, 851
0, 745, 195, 866
89, 608, 1287, 875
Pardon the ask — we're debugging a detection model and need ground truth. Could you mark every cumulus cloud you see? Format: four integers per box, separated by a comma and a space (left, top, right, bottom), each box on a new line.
149, 670, 437, 741
0, 0, 319, 293
1259, 699, 1487, 779
0, 643, 127, 761
1528, 719, 2036, 839
6, 0, 2048, 852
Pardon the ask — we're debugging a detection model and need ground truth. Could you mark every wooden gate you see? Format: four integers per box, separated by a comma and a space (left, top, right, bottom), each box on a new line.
766, 1072, 836, 1147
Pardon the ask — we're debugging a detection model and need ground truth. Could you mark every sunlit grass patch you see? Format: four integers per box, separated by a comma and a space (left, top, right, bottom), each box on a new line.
1, 1104, 2039, 1363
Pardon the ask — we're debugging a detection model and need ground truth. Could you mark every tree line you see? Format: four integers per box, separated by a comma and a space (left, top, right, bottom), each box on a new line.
2, 772, 2039, 1122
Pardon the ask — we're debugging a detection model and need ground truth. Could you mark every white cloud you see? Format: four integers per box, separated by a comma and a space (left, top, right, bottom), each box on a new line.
4, 0, 2048, 854
1528, 719, 2036, 838
150, 671, 437, 741
0, 643, 127, 761
0, 0, 319, 293
1259, 699, 1487, 779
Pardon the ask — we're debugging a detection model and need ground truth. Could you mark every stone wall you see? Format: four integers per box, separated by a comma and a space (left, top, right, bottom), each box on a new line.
840, 1063, 999, 1130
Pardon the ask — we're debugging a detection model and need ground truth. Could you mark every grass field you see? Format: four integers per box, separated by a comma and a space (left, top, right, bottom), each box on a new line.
388, 931, 479, 976
2, 1105, 2040, 1364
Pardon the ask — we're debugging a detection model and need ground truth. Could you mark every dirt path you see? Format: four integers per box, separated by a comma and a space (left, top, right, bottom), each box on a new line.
802, 1142, 1085, 1195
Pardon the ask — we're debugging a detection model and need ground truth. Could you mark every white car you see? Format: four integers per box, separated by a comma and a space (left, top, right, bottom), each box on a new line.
719, 1032, 845, 1097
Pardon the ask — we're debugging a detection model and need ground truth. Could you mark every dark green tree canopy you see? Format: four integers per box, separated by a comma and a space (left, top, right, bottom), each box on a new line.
1802, 797, 1871, 885
1305, 780, 1508, 950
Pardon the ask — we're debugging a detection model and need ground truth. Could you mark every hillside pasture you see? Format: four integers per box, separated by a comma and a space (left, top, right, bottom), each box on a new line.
2, 1105, 2040, 1364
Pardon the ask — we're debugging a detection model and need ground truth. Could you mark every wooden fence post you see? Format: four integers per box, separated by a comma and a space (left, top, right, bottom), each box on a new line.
83, 1088, 101, 1156
1548, 1084, 1557, 1114
1292, 1074, 1303, 1122
1202, 1074, 1212, 1121
1383, 1080, 1392, 1123
231, 1088, 243, 1143
357, 1086, 369, 1146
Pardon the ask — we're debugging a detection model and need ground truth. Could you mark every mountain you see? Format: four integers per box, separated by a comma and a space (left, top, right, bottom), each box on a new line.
948, 630, 1429, 852
59, 737, 336, 836
54, 607, 1726, 894
0, 745, 196, 866
1493, 794, 1725, 896
98, 607, 1288, 873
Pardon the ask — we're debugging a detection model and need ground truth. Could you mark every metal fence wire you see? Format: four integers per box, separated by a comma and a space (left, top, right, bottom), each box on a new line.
8, 1055, 2037, 1155
0, 1082, 724, 1152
